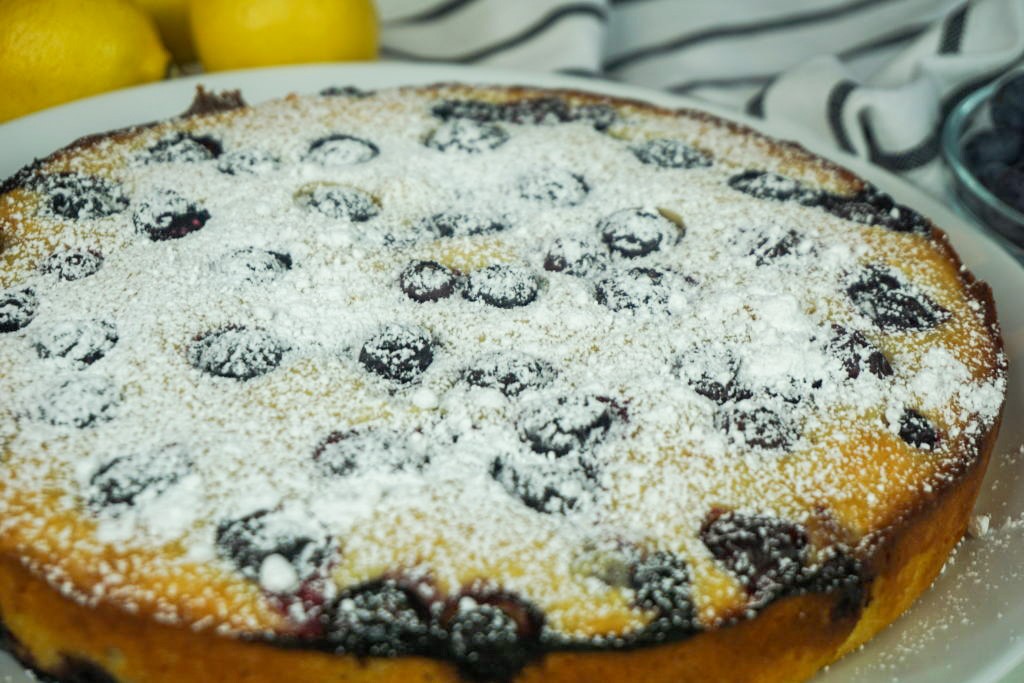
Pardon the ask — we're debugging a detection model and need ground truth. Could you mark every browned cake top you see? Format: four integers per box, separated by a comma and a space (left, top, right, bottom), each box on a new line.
0, 84, 1006, 680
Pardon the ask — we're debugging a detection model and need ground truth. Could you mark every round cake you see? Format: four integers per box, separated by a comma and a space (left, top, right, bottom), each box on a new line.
0, 83, 1007, 683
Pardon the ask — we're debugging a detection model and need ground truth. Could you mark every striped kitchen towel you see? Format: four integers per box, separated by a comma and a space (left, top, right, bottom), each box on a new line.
378, 0, 1024, 198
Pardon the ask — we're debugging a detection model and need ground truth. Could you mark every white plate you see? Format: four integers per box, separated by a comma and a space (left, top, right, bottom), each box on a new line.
1, 63, 1022, 683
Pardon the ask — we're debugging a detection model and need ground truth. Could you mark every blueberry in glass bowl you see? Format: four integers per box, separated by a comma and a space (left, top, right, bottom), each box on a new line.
943, 67, 1024, 254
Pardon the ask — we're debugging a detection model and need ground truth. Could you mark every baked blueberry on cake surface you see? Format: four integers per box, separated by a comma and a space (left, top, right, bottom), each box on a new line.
0, 83, 1007, 683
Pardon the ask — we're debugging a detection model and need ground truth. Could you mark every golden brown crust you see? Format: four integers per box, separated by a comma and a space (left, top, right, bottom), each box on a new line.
0, 556, 851, 683
0, 82, 1007, 683
837, 410, 1001, 658
0, 87, 242, 202
411, 82, 867, 196
0, 412, 1001, 683
178, 86, 247, 118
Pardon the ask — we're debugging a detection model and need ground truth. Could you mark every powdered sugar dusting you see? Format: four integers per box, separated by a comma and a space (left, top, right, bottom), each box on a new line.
0, 85, 1007, 642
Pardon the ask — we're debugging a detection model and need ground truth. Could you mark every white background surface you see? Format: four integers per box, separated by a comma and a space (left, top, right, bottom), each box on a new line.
0, 64, 1021, 683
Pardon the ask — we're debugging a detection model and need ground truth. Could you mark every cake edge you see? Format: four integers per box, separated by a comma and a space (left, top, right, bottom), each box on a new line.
0, 82, 1008, 683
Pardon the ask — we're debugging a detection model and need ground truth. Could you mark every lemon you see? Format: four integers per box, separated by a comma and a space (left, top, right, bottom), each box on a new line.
190, 0, 378, 72
0, 0, 169, 122
133, 0, 196, 64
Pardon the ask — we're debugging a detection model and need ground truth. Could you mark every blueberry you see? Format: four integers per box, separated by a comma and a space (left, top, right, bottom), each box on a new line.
32, 319, 118, 368
700, 510, 809, 597
214, 247, 292, 284
297, 184, 379, 222
630, 551, 698, 633
215, 509, 331, 584
898, 408, 939, 450
674, 352, 749, 405
146, 132, 222, 162
518, 394, 615, 456
988, 164, 1024, 213
517, 169, 589, 207
187, 326, 286, 380
313, 428, 430, 476
431, 99, 503, 123
0, 286, 39, 333
747, 228, 805, 265
399, 260, 458, 303
132, 190, 210, 241
425, 119, 509, 154
846, 265, 948, 332
54, 657, 118, 683
439, 589, 543, 681
464, 352, 554, 397
976, 160, 1010, 191
431, 97, 615, 130
599, 208, 681, 258
543, 237, 606, 276
490, 456, 594, 514
763, 378, 813, 407
313, 431, 361, 477
962, 129, 1023, 170
0, 613, 14, 651
499, 473, 571, 513
326, 578, 432, 656
595, 267, 669, 312
303, 134, 379, 166
501, 97, 572, 124
39, 247, 104, 281
690, 373, 740, 404
631, 138, 711, 169
570, 103, 617, 131
800, 547, 867, 620
822, 186, 930, 234
358, 324, 433, 383
463, 264, 540, 308
42, 173, 128, 220
827, 324, 892, 380
991, 73, 1024, 131
87, 443, 193, 512
416, 212, 508, 239
728, 170, 821, 205
320, 85, 372, 98
217, 149, 282, 175
30, 375, 119, 428
715, 406, 797, 450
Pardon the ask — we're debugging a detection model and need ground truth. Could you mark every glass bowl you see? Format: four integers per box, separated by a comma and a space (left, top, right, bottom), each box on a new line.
942, 66, 1024, 257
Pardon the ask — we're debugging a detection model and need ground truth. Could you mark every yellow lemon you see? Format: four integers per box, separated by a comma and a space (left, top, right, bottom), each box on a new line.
0, 0, 170, 122
133, 0, 196, 64
190, 0, 378, 72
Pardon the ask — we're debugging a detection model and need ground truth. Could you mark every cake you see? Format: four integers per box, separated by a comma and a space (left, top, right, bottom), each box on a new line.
0, 82, 1007, 683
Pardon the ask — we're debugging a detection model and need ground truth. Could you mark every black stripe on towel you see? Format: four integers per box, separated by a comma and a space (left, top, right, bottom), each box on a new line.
386, 0, 478, 26
556, 67, 606, 79
604, 0, 894, 72
667, 23, 926, 98
860, 51, 1024, 172
746, 79, 776, 119
827, 79, 858, 154
858, 111, 941, 172
382, 3, 608, 63
839, 22, 930, 61
668, 74, 775, 95
938, 3, 969, 55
